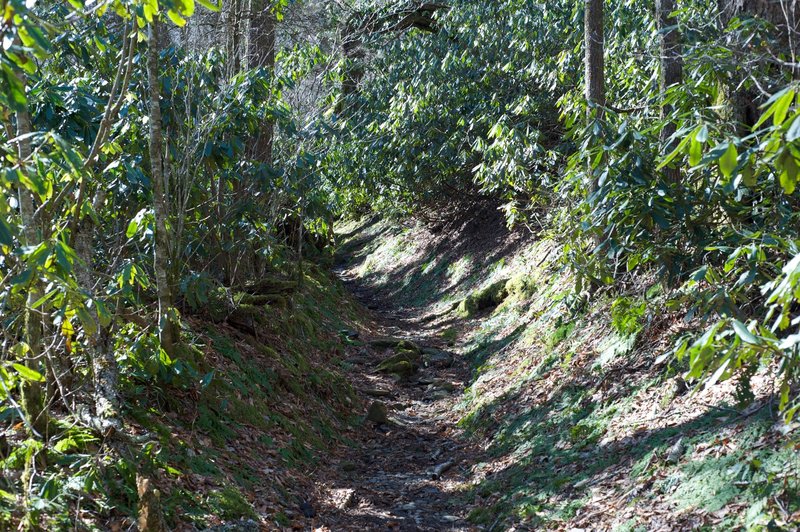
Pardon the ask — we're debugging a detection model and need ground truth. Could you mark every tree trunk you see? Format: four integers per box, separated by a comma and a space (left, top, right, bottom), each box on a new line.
250, 0, 276, 165
15, 104, 47, 437
717, 0, 799, 132
657, 0, 682, 183
225, 0, 249, 75
584, 0, 605, 198
336, 24, 365, 115
148, 20, 177, 356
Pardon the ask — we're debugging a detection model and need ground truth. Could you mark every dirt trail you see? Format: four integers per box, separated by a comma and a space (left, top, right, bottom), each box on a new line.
312, 265, 478, 531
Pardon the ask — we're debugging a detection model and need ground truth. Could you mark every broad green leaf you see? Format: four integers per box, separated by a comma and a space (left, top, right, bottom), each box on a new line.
731, 319, 760, 345
787, 113, 800, 141
76, 306, 97, 336
719, 143, 738, 179
780, 167, 797, 194
689, 135, 702, 166
12, 363, 44, 382
167, 10, 187, 26
774, 89, 795, 126
741, 163, 756, 187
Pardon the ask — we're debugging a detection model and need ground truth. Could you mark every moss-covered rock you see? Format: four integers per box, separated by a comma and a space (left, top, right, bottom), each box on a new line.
376, 359, 415, 377
365, 401, 389, 424
504, 274, 537, 300
456, 279, 510, 318
376, 345, 422, 377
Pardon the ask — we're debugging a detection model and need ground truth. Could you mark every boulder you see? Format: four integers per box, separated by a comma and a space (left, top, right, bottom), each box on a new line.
377, 359, 415, 377
421, 347, 454, 368
366, 401, 389, 424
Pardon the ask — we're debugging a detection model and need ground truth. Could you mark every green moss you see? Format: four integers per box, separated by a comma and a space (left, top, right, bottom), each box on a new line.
206, 486, 257, 521
504, 274, 537, 300
546, 321, 575, 348
456, 279, 510, 318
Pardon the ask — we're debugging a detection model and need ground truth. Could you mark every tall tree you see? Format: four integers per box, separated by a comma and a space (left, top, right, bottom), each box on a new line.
148, 19, 177, 357
250, 0, 276, 165
584, 0, 605, 198
657, 0, 682, 183
14, 85, 47, 437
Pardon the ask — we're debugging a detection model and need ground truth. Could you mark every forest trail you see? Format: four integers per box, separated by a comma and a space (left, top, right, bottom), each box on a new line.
314, 242, 478, 530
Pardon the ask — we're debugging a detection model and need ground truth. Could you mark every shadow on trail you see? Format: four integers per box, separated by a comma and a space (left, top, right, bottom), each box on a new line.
336, 206, 532, 316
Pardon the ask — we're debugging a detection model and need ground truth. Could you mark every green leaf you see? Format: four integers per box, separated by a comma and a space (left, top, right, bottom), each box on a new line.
754, 87, 790, 129
774, 89, 795, 126
786, 113, 800, 141
719, 143, 738, 179
731, 320, 761, 345
167, 10, 187, 26
780, 167, 797, 194
196, 0, 221, 11
740, 163, 756, 187
76, 306, 97, 336
689, 135, 702, 166
12, 363, 44, 382
0, 218, 14, 246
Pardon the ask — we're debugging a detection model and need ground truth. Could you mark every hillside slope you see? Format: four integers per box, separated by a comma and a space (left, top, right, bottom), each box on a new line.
334, 211, 800, 530
1, 262, 364, 529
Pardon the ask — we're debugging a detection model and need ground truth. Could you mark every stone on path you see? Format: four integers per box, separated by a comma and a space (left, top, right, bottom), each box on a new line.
366, 401, 390, 424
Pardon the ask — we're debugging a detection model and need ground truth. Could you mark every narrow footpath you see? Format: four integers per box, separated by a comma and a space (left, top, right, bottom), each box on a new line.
311, 262, 479, 531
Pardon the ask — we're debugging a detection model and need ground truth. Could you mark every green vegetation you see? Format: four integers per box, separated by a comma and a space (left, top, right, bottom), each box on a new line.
3, 0, 800, 528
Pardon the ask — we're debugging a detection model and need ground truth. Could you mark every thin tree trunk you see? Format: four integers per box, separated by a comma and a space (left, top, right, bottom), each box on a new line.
148, 20, 177, 356
584, 0, 605, 197
336, 24, 365, 115
657, 0, 682, 183
72, 27, 136, 435
584, 0, 606, 265
15, 103, 47, 437
250, 0, 276, 165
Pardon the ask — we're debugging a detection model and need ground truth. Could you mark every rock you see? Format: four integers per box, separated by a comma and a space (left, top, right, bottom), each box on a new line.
330, 488, 357, 510
377, 359, 415, 377
432, 380, 456, 392
377, 346, 421, 377
421, 347, 454, 368
431, 460, 454, 480
366, 401, 390, 424
362, 387, 392, 397
339, 328, 360, 339
369, 337, 420, 352
429, 390, 451, 401
441, 515, 459, 523
666, 437, 686, 464
504, 274, 537, 300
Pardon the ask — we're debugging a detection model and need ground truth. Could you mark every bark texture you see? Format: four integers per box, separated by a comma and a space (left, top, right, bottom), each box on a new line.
584, 0, 605, 199
148, 20, 177, 356
250, 0, 276, 165
657, 0, 683, 183
15, 104, 47, 437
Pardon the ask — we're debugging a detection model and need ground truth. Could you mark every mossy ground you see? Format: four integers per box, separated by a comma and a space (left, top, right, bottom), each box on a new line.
0, 261, 363, 529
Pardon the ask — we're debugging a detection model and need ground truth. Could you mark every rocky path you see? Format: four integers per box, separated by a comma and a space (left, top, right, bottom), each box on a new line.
312, 268, 477, 531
